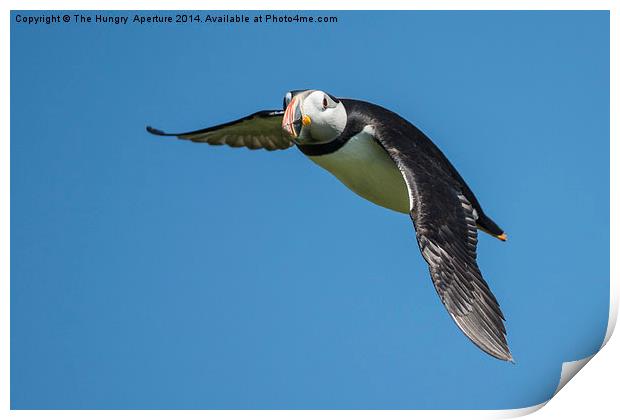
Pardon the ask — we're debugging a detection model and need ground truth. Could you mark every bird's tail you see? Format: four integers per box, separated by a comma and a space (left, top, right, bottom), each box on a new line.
477, 213, 507, 241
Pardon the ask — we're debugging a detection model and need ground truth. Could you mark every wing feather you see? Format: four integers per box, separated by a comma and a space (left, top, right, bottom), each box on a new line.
372, 124, 512, 361
147, 110, 293, 151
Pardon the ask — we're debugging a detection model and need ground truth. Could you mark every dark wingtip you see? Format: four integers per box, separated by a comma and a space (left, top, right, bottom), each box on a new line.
490, 346, 514, 363
500, 348, 514, 363
146, 126, 166, 136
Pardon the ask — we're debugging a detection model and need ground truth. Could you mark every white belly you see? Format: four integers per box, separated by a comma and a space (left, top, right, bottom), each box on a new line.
308, 127, 410, 214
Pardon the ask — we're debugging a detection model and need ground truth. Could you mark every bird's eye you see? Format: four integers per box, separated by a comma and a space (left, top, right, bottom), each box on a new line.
322, 96, 328, 109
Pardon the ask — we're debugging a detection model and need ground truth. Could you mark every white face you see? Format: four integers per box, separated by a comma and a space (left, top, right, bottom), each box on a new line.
282, 90, 347, 145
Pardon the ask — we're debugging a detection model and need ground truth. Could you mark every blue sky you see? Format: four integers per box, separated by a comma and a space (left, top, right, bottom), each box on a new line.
11, 11, 609, 409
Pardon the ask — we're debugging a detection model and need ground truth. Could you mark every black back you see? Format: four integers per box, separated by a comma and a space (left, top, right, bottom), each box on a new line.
298, 98, 502, 236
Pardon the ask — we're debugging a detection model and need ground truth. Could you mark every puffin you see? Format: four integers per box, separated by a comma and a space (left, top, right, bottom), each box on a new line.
147, 89, 512, 362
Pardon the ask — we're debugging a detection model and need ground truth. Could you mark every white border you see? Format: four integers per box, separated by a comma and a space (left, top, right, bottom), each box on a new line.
1, 1, 615, 419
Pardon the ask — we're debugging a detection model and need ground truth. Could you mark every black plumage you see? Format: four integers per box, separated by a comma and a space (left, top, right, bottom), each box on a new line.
147, 93, 511, 361
312, 99, 511, 361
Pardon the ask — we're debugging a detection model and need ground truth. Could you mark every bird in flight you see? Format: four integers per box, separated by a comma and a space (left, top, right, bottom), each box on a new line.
147, 89, 512, 361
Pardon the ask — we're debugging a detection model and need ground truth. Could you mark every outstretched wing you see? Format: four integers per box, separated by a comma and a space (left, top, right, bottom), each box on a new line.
372, 124, 512, 361
147, 110, 293, 151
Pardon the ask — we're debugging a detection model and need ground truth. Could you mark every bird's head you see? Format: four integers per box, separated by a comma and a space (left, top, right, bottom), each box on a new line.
282, 90, 347, 145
